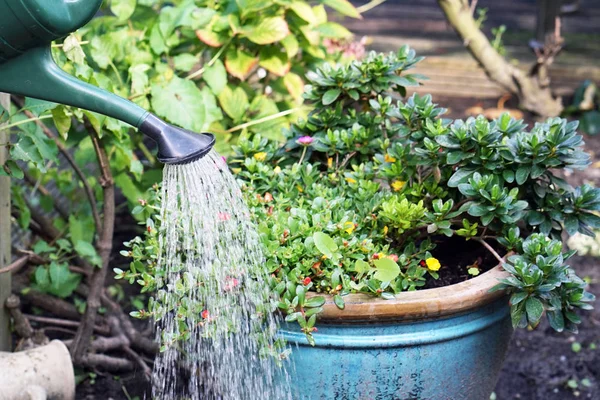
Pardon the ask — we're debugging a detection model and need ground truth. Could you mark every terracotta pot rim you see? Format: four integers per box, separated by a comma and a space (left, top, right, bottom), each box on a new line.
311, 263, 510, 322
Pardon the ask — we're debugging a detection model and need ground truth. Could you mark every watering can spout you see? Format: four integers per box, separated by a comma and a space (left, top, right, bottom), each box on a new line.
0, 46, 215, 164
0, 0, 215, 164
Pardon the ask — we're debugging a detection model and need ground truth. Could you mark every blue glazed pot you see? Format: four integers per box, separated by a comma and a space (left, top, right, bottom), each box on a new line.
280, 266, 512, 400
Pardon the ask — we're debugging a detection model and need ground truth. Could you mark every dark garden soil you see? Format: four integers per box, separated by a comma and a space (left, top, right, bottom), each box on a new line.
73, 100, 600, 399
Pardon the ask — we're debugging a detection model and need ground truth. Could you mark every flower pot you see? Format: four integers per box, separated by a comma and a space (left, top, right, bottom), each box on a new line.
280, 266, 512, 400
0, 340, 75, 400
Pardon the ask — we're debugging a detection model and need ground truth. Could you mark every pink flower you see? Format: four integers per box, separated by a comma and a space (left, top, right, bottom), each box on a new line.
218, 212, 231, 221
297, 136, 314, 146
223, 277, 240, 291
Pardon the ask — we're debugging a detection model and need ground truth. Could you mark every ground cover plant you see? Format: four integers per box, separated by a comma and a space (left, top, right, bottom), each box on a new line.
125, 48, 599, 348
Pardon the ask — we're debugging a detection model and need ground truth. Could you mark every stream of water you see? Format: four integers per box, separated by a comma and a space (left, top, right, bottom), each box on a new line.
151, 151, 290, 399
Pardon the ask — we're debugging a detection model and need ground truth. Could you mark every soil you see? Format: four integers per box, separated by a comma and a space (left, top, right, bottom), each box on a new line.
422, 235, 502, 290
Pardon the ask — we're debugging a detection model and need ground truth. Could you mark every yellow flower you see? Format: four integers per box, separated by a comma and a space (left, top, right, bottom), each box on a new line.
327, 158, 333, 168
383, 225, 389, 235
425, 257, 441, 271
296, 185, 304, 193
343, 221, 355, 234
391, 180, 406, 192
273, 166, 282, 174
384, 154, 397, 163
345, 177, 357, 184
254, 152, 267, 162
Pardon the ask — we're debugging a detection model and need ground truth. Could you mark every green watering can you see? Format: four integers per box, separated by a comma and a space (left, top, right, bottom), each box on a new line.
0, 0, 215, 164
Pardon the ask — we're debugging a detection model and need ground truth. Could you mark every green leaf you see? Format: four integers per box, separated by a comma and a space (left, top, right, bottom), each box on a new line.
225, 48, 259, 81
244, 17, 290, 45
322, 88, 341, 105
547, 310, 565, 332
509, 291, 528, 306
354, 260, 370, 274
110, 0, 137, 21
173, 53, 198, 72
34, 266, 50, 287
525, 297, 544, 326
218, 86, 249, 123
69, 215, 94, 246
283, 72, 304, 100
515, 166, 530, 185
373, 258, 400, 282
49, 262, 70, 292
290, 2, 316, 23
74, 241, 102, 268
316, 22, 352, 38
305, 296, 326, 308
51, 106, 71, 139
313, 232, 338, 259
322, 0, 361, 18
446, 151, 465, 165
151, 76, 222, 132
259, 47, 290, 76
203, 59, 227, 94
1, 160, 23, 179
564, 215, 579, 235
333, 294, 345, 310
448, 168, 475, 187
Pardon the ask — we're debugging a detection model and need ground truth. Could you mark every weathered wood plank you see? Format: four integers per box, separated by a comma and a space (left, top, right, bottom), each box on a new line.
0, 93, 11, 351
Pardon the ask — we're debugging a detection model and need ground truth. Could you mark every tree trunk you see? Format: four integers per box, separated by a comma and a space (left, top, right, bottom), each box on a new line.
437, 0, 563, 117
0, 92, 11, 351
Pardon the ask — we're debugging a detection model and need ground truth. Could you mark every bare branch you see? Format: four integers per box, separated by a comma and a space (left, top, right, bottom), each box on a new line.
0, 255, 29, 275
476, 238, 505, 264
71, 117, 116, 363
437, 0, 562, 117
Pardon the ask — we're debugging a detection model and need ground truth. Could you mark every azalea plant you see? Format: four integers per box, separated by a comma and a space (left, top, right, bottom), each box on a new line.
230, 49, 599, 344
124, 48, 599, 347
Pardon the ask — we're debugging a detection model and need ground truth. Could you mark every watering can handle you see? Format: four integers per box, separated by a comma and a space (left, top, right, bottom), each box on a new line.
0, 46, 149, 129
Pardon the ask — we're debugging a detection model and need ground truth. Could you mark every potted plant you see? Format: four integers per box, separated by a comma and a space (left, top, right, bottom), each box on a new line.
228, 48, 599, 399
122, 48, 599, 399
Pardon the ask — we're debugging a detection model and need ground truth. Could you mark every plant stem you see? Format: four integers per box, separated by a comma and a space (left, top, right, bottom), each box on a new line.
138, 140, 157, 166
0, 115, 54, 132
186, 39, 233, 80
298, 146, 308, 165
214, 108, 301, 134
357, 0, 387, 14
476, 238, 505, 264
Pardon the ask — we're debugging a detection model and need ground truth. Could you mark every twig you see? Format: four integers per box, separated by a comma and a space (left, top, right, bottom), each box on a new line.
220, 108, 300, 134
24, 314, 110, 336
71, 117, 115, 363
186, 38, 232, 80
476, 238, 505, 264
469, 0, 478, 15
5, 295, 34, 338
11, 96, 102, 231
123, 346, 152, 380
79, 354, 134, 372
0, 255, 29, 275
